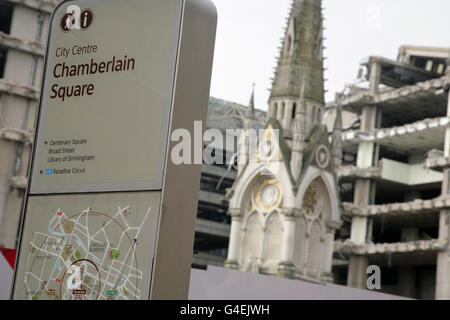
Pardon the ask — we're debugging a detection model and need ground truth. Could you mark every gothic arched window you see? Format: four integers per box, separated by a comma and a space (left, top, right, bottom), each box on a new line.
296, 177, 333, 275
286, 35, 292, 55
292, 103, 297, 119
242, 212, 262, 267
279, 102, 286, 120
311, 107, 317, 124
263, 212, 282, 261
293, 216, 307, 270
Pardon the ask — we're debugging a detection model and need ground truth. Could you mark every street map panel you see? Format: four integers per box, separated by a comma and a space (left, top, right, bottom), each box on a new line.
12, 192, 160, 300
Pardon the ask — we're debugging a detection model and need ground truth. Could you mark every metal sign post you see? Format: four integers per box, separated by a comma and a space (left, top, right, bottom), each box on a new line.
11, 0, 216, 300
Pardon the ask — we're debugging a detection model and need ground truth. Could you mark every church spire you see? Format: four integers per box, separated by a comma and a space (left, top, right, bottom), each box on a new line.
268, 0, 325, 138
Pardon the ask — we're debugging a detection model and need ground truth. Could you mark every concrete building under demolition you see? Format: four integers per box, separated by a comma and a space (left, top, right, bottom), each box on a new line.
329, 45, 450, 299
0, 0, 54, 250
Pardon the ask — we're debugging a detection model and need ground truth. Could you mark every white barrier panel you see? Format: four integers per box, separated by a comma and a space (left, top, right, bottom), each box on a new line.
189, 266, 409, 300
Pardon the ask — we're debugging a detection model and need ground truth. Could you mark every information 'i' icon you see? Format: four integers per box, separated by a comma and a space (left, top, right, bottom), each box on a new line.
80, 9, 93, 30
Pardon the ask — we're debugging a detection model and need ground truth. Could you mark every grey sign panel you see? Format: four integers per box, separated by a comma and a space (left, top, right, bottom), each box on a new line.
12, 0, 217, 300
30, 0, 183, 194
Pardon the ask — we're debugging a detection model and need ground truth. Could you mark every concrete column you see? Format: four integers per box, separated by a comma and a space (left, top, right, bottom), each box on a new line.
347, 255, 369, 288
278, 210, 295, 278
444, 129, 450, 158
436, 226, 450, 299
347, 179, 372, 289
398, 228, 418, 297
350, 218, 367, 244
347, 100, 379, 288
369, 61, 381, 94
444, 90, 450, 158
348, 205, 370, 286
436, 90, 450, 299
435, 203, 450, 298
225, 210, 242, 270
398, 267, 416, 298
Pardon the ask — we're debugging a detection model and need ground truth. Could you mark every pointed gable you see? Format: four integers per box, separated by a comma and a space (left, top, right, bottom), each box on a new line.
263, 118, 292, 165
295, 124, 338, 188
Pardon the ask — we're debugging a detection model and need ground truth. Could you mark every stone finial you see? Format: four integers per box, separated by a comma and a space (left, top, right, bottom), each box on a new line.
246, 83, 255, 118
243, 83, 255, 131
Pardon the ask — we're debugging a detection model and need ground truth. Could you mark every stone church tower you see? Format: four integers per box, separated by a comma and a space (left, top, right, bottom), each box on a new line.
225, 0, 341, 282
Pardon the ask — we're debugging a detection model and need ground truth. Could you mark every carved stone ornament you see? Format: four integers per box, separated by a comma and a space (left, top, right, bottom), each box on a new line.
302, 180, 324, 220
253, 178, 283, 211
315, 145, 330, 169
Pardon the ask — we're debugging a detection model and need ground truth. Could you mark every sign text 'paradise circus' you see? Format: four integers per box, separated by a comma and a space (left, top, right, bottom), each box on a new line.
51, 44, 136, 101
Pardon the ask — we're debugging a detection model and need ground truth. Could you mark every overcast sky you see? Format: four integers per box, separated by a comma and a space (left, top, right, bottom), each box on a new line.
209, 0, 450, 110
